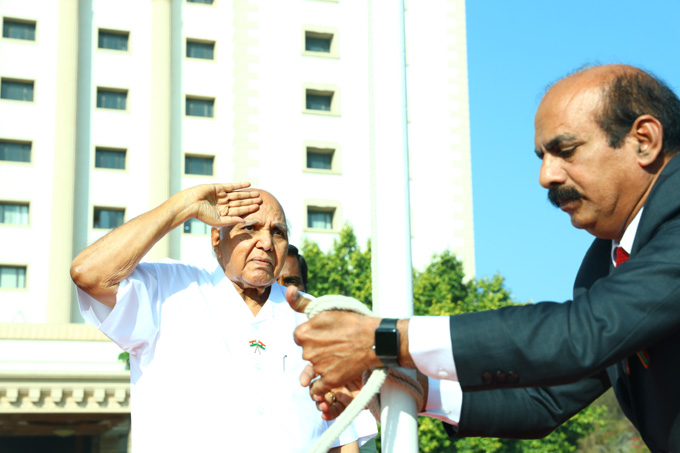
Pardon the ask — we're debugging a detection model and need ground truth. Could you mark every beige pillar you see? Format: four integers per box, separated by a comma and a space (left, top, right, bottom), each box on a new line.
48, 0, 79, 324
232, 0, 260, 184
146, 0, 173, 261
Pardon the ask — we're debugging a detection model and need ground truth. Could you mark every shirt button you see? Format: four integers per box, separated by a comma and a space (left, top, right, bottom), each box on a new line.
442, 407, 451, 414
438, 370, 449, 379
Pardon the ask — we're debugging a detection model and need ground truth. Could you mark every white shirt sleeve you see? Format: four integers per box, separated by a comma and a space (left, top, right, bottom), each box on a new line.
420, 377, 461, 426
353, 410, 379, 446
76, 263, 162, 356
409, 316, 462, 427
329, 409, 378, 448
408, 316, 458, 381
332, 418, 359, 448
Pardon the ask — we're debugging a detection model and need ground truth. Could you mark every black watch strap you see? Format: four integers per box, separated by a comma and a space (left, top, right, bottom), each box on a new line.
374, 318, 400, 368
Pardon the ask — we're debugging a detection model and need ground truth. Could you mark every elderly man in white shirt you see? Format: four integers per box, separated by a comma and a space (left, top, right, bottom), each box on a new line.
71, 183, 369, 452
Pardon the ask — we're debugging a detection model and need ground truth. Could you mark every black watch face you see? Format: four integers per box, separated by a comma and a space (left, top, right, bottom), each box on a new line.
375, 329, 399, 357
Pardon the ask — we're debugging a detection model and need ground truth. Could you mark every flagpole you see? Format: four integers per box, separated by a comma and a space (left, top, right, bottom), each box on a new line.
367, 0, 418, 451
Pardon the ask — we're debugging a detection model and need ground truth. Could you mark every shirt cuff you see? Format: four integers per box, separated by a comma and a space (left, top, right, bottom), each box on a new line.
408, 316, 458, 381
420, 377, 461, 426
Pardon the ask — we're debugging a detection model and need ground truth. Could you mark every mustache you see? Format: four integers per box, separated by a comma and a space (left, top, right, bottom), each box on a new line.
548, 185, 583, 208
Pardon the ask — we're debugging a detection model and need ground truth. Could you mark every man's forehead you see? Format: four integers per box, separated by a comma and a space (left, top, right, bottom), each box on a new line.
283, 255, 302, 272
535, 83, 601, 142
244, 191, 286, 222
243, 210, 287, 227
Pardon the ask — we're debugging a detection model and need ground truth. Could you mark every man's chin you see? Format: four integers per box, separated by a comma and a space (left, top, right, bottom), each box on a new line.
242, 273, 276, 288
570, 217, 587, 230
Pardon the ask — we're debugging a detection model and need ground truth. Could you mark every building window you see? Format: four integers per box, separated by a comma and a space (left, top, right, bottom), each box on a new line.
187, 0, 214, 3
183, 219, 211, 235
302, 27, 338, 58
186, 39, 215, 60
307, 207, 335, 230
185, 155, 214, 175
1, 79, 34, 101
306, 91, 332, 111
0, 202, 28, 225
0, 140, 31, 162
0, 265, 26, 289
97, 88, 127, 110
303, 85, 339, 116
95, 147, 126, 169
305, 33, 332, 53
98, 30, 129, 51
93, 207, 125, 229
304, 142, 340, 174
306, 146, 334, 170
186, 97, 214, 118
2, 19, 36, 41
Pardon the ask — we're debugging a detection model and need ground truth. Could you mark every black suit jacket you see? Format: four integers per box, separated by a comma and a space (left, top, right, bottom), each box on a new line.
446, 155, 680, 452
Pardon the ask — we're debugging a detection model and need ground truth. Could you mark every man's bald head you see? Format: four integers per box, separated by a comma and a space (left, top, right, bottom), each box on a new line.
544, 64, 680, 156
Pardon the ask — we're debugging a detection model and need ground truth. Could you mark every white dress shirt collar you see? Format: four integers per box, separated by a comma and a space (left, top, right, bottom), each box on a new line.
611, 207, 644, 264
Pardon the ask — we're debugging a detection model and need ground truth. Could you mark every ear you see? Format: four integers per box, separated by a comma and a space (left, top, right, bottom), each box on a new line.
211, 227, 222, 258
632, 114, 663, 168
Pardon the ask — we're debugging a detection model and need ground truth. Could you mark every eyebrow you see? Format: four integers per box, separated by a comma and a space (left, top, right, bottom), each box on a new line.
535, 133, 579, 158
543, 133, 579, 151
244, 219, 287, 230
273, 222, 288, 233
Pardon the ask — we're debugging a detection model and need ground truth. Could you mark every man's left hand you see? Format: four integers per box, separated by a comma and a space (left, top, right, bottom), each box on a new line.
306, 366, 364, 421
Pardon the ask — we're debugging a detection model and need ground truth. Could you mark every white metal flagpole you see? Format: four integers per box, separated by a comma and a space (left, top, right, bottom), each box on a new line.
367, 0, 418, 451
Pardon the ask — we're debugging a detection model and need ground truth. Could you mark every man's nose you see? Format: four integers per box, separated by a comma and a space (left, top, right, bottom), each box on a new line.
256, 231, 274, 250
538, 154, 567, 189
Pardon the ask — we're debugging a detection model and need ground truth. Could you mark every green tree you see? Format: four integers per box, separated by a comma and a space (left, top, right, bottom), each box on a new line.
303, 224, 373, 309
301, 224, 610, 452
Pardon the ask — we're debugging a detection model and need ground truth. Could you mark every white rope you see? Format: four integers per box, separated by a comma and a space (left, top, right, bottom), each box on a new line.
304, 295, 424, 453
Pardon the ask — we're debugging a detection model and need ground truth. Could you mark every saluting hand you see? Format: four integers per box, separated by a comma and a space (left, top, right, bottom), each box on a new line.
193, 182, 263, 227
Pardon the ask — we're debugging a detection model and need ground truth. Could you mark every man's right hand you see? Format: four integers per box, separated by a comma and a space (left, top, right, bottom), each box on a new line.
286, 286, 383, 401
192, 183, 262, 227
71, 182, 261, 307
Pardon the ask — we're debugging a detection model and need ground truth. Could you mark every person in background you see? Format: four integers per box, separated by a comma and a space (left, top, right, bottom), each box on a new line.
277, 244, 308, 292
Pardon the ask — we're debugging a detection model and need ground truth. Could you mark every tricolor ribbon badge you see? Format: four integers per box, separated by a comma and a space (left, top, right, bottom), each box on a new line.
249, 340, 266, 354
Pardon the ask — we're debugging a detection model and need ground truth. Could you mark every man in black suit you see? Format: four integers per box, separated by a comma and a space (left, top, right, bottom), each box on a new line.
287, 64, 680, 452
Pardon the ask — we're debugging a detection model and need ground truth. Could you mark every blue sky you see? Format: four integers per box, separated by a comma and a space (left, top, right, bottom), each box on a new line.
466, 0, 680, 303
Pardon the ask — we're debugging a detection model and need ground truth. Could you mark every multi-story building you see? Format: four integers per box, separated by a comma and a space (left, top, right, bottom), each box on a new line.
0, 0, 473, 451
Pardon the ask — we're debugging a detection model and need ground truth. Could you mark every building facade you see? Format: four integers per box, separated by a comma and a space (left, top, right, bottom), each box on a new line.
0, 0, 473, 451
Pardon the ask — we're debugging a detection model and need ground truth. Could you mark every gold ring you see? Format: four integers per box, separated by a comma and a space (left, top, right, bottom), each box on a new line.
327, 391, 337, 404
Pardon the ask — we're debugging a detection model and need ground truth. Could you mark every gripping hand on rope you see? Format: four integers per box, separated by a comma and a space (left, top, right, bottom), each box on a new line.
287, 286, 427, 414
288, 286, 384, 399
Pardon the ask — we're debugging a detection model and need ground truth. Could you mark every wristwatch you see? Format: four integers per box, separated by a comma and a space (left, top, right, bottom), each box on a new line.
374, 318, 400, 367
